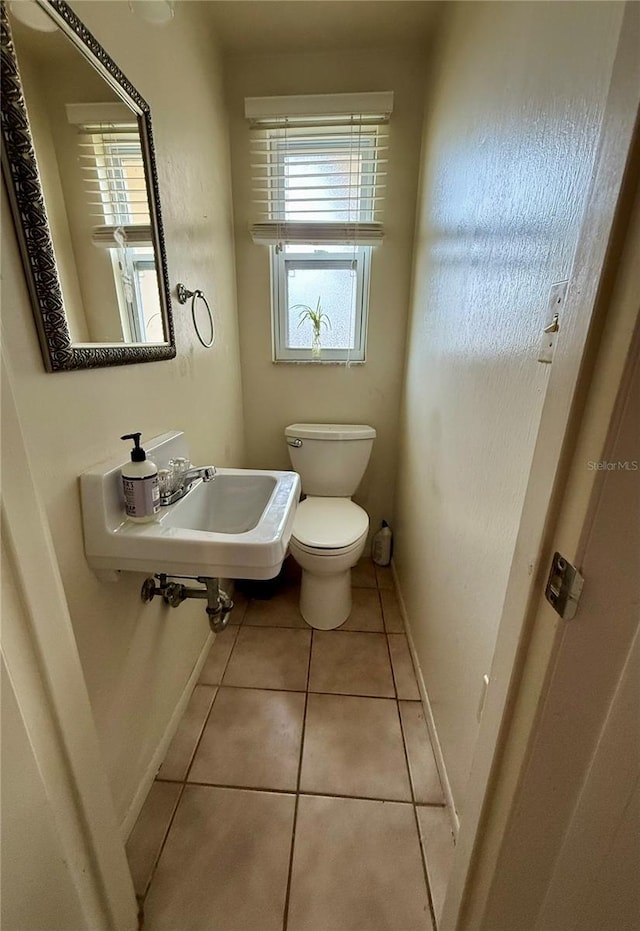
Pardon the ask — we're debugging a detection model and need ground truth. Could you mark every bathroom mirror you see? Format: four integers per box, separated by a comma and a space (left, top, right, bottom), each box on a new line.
1, 0, 175, 371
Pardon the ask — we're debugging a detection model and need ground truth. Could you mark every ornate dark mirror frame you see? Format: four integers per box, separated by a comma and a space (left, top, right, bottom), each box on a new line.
0, 0, 176, 371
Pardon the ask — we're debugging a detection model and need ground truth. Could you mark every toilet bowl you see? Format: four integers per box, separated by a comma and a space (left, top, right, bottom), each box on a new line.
285, 423, 376, 630
289, 497, 369, 629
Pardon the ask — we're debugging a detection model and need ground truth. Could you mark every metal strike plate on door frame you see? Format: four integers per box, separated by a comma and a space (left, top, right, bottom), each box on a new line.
538, 280, 568, 364
545, 551, 584, 619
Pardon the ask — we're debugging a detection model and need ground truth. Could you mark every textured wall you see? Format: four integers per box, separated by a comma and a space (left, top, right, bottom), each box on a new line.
395, 0, 624, 812
1, 1, 243, 824
226, 48, 428, 535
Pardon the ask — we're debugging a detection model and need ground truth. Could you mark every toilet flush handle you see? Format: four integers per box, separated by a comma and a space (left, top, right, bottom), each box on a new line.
287, 438, 303, 448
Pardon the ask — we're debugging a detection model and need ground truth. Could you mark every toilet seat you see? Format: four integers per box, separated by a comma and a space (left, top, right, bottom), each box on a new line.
290, 531, 368, 560
291, 497, 369, 552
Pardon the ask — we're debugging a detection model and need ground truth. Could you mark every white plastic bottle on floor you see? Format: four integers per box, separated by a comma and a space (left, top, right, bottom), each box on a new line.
372, 520, 392, 566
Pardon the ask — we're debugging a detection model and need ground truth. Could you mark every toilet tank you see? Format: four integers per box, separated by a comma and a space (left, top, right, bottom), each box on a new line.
285, 423, 376, 497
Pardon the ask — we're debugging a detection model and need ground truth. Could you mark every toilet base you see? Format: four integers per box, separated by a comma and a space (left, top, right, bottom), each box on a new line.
300, 568, 351, 630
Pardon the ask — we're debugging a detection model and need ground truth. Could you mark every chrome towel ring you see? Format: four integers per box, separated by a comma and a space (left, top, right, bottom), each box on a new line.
176, 283, 215, 348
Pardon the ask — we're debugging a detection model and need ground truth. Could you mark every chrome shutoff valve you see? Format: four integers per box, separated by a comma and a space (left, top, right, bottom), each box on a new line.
141, 573, 233, 632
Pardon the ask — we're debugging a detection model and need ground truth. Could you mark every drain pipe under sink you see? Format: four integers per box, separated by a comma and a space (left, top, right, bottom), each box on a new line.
141, 574, 234, 632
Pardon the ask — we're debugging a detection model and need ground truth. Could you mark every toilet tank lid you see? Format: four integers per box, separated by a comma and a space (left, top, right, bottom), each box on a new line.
285, 423, 376, 441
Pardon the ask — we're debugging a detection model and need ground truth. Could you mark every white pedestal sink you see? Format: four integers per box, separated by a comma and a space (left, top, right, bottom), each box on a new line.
81, 431, 300, 580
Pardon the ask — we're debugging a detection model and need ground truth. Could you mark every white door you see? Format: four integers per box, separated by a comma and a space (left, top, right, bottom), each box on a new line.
535, 322, 640, 931
1, 358, 138, 931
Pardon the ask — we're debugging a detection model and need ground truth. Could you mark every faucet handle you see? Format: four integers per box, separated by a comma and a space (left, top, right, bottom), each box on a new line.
158, 469, 174, 497
170, 457, 191, 476
166, 457, 191, 489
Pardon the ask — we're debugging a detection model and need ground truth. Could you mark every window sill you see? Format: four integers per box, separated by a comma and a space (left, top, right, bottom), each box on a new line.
271, 359, 365, 366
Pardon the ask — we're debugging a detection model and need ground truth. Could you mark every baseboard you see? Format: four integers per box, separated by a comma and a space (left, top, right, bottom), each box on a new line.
119, 629, 214, 840
391, 560, 460, 838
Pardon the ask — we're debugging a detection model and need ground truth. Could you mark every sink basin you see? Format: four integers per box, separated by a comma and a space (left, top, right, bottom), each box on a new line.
81, 431, 300, 580
162, 472, 278, 535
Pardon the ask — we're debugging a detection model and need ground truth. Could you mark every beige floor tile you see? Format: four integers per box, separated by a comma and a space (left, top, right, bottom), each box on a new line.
157, 685, 216, 781
375, 563, 395, 590
223, 626, 311, 691
300, 694, 411, 800
338, 587, 384, 631
189, 687, 305, 791
243, 587, 307, 628
288, 795, 432, 931
399, 701, 445, 804
417, 806, 455, 925
381, 588, 405, 632
388, 633, 421, 699
198, 625, 239, 685
126, 781, 181, 896
144, 785, 295, 931
351, 557, 377, 588
228, 586, 248, 624
309, 631, 395, 697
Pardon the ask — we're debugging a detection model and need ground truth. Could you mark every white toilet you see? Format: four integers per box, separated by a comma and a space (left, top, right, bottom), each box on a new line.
285, 423, 376, 630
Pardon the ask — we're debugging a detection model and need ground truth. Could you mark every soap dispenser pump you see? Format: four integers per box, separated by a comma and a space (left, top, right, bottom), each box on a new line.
120, 432, 160, 522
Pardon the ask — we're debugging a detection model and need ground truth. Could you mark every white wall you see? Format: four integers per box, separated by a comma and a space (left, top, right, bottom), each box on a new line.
1, 0, 243, 825
226, 48, 428, 533
395, 0, 624, 813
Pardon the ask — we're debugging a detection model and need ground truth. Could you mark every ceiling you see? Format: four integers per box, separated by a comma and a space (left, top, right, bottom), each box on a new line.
203, 1, 442, 53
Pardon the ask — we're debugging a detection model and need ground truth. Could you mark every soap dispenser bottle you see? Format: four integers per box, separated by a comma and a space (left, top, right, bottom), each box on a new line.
120, 432, 160, 522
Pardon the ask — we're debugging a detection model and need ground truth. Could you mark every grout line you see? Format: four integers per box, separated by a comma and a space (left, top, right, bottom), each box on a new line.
181, 618, 243, 781
376, 582, 390, 634
152, 779, 427, 807
395, 693, 439, 931
382, 580, 439, 930
385, 566, 440, 929
197, 625, 240, 687
213, 682, 407, 700
384, 628, 400, 701
206, 683, 308, 696
155, 772, 444, 806
392, 562, 459, 839
182, 685, 219, 783
386, 632, 403, 699
142, 625, 240, 907
139, 780, 186, 909
241, 621, 385, 633
413, 779, 439, 930
282, 627, 314, 931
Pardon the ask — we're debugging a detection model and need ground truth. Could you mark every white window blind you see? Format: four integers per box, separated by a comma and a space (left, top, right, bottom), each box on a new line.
66, 103, 152, 248
246, 91, 393, 246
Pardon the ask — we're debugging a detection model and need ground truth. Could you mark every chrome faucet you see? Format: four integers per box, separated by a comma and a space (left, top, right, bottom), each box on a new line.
159, 465, 216, 506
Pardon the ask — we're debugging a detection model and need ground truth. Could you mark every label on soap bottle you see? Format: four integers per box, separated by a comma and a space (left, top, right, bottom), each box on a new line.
122, 473, 160, 518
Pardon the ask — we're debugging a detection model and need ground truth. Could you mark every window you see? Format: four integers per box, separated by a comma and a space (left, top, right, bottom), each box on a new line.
246, 92, 393, 362
273, 245, 369, 361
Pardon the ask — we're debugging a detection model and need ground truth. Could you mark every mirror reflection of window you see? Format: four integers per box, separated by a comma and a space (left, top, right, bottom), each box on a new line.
67, 105, 161, 343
